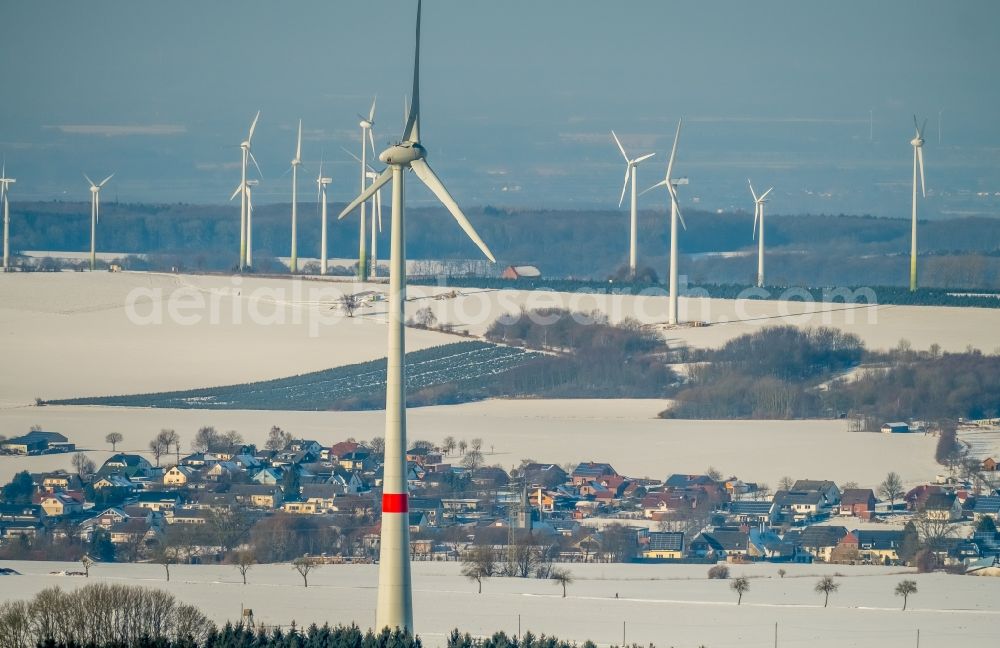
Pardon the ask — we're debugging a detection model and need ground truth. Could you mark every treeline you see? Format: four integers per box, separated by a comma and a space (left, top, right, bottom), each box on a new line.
663, 327, 1000, 422
830, 350, 1000, 423
664, 327, 864, 419
482, 309, 676, 398
8, 200, 1000, 285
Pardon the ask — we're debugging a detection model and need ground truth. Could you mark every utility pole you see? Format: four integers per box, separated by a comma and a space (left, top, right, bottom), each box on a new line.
623, 620, 626, 647
774, 621, 778, 648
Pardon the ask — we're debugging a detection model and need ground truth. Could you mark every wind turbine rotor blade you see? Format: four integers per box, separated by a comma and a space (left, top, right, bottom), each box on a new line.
920, 118, 928, 139
249, 151, 263, 177
338, 167, 392, 220
664, 118, 682, 187
618, 167, 630, 207
368, 128, 376, 156
84, 173, 95, 187
368, 96, 377, 123
376, 188, 383, 232
669, 184, 686, 230
411, 158, 495, 262
99, 173, 114, 187
296, 119, 302, 161
752, 203, 759, 239
248, 110, 261, 142
917, 147, 926, 198
634, 152, 656, 165
760, 187, 773, 200
230, 184, 242, 201
341, 145, 363, 165
401, 0, 422, 143
747, 178, 758, 202
611, 130, 629, 162
639, 179, 668, 197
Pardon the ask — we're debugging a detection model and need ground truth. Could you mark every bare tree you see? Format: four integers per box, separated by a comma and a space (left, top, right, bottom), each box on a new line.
895, 579, 917, 610
265, 426, 293, 451
148, 435, 167, 467
815, 576, 839, 607
705, 466, 723, 481
234, 549, 256, 585
339, 293, 361, 318
778, 476, 794, 491
461, 449, 484, 472
442, 436, 457, 456
81, 555, 94, 578
159, 429, 181, 466
777, 568, 786, 579
458, 439, 468, 455
756, 483, 772, 501
71, 452, 96, 479
879, 472, 904, 512
105, 432, 123, 452
550, 567, 573, 598
153, 545, 179, 582
368, 436, 385, 455
470, 438, 483, 453
292, 556, 319, 587
730, 576, 750, 605
461, 547, 495, 594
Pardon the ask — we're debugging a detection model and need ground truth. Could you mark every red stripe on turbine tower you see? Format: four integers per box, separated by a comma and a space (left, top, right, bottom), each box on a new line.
383, 493, 409, 513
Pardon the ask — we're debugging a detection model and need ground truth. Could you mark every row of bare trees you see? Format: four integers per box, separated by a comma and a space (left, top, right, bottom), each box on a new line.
0, 584, 212, 648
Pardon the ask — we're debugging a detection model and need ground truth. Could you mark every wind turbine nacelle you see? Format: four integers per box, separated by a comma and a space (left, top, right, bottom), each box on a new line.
911, 137, 924, 147
380, 142, 425, 166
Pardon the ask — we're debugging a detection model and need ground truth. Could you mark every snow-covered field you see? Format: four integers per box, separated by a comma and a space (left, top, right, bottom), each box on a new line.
0, 400, 939, 490
0, 561, 996, 648
0, 271, 965, 488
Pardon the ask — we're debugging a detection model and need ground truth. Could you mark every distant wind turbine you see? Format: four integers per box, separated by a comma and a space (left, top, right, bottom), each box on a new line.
290, 119, 303, 273
343, 146, 385, 278
237, 111, 262, 271
1, 164, 15, 271
84, 172, 114, 271
317, 161, 331, 275
748, 180, 773, 288
909, 115, 928, 292
357, 97, 377, 281
337, 0, 495, 632
611, 131, 654, 277
642, 119, 686, 325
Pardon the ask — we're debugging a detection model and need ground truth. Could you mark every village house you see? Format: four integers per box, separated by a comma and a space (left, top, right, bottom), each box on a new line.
789, 526, 848, 562
642, 531, 685, 559
881, 422, 910, 434
791, 480, 841, 507
972, 495, 1000, 523
1, 431, 74, 455
35, 471, 83, 493
838, 529, 904, 565
689, 527, 750, 561
163, 465, 196, 486
100, 453, 156, 480
923, 492, 962, 521
571, 462, 618, 487
39, 492, 83, 517
838, 488, 877, 520
773, 490, 827, 523
728, 500, 778, 527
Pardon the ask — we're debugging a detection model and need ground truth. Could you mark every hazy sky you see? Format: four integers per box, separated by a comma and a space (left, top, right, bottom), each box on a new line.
2, 0, 999, 217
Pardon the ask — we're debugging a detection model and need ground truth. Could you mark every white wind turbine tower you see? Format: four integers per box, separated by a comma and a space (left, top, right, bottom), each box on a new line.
344, 146, 385, 278
748, 180, 773, 288
84, 173, 114, 271
1, 164, 15, 271
642, 119, 686, 325
237, 111, 261, 271
909, 115, 927, 292
317, 161, 332, 275
611, 131, 654, 277
338, 0, 495, 632
357, 97, 377, 281
290, 119, 303, 273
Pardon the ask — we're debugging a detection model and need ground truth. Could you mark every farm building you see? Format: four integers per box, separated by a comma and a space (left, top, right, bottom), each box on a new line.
881, 422, 910, 434
501, 265, 541, 280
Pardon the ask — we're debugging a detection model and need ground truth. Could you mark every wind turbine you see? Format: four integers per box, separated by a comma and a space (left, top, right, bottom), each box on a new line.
317, 161, 331, 275
1, 164, 15, 272
290, 119, 302, 273
344, 146, 385, 279
909, 115, 927, 292
611, 131, 654, 277
84, 173, 114, 271
641, 119, 686, 325
357, 97, 377, 281
337, 0, 495, 633
748, 180, 773, 288
237, 111, 261, 271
